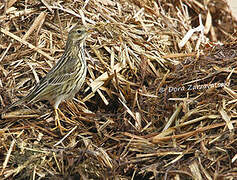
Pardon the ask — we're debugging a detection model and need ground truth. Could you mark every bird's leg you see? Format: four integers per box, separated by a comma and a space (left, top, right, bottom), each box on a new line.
52, 108, 78, 134
53, 108, 69, 134
57, 108, 77, 124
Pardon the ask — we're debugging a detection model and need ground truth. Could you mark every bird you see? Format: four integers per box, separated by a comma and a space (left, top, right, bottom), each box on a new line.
2, 24, 92, 134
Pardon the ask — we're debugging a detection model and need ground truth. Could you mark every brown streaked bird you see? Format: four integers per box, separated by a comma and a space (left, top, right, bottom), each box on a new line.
3, 24, 92, 133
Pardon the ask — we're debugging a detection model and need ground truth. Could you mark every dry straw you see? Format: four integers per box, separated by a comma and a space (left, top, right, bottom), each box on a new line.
0, 0, 236, 179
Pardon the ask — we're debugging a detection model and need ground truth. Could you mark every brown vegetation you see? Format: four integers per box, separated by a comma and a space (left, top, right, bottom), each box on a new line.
0, 0, 236, 179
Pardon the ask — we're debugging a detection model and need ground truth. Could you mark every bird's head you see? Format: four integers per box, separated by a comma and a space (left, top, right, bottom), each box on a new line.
67, 25, 92, 45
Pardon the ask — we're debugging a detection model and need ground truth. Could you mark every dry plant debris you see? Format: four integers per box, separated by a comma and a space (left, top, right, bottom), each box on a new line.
0, 0, 236, 179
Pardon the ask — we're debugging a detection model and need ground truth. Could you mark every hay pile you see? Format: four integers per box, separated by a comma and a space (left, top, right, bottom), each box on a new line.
0, 0, 236, 179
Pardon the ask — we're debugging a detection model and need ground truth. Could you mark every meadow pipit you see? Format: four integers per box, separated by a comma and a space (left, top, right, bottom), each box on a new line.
3, 25, 91, 133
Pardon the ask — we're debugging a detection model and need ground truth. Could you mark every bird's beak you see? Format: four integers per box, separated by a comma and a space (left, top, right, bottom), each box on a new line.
86, 25, 95, 33
87, 28, 94, 33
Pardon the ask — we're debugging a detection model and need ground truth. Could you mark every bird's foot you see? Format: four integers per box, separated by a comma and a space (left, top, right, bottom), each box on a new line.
57, 108, 77, 125
51, 108, 78, 134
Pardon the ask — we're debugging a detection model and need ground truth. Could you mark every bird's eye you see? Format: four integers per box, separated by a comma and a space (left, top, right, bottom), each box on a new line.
77, 30, 82, 33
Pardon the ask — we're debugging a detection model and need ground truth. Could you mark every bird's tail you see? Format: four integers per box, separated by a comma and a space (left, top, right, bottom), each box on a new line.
1, 98, 25, 115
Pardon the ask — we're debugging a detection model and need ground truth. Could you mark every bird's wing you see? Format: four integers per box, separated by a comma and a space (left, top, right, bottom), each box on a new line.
25, 55, 79, 102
